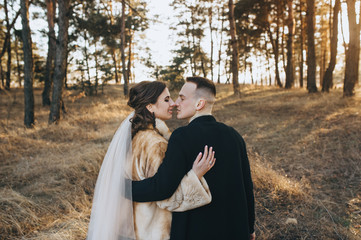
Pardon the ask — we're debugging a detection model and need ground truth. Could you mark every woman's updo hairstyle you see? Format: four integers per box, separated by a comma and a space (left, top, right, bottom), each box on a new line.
127, 81, 167, 137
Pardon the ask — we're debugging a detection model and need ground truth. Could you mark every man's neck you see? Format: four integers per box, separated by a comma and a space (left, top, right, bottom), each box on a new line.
189, 111, 212, 123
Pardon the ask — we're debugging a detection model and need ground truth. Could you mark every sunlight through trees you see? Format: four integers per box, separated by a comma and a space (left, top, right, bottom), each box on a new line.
0, 0, 360, 126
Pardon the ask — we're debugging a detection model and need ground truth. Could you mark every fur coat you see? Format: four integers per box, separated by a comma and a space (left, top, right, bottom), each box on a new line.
131, 122, 211, 240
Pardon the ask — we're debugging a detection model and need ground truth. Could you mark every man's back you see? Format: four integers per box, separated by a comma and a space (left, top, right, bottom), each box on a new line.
169, 115, 254, 240
132, 115, 255, 240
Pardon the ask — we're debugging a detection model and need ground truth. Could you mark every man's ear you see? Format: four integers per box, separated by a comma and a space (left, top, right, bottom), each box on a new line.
195, 99, 206, 111
146, 104, 153, 112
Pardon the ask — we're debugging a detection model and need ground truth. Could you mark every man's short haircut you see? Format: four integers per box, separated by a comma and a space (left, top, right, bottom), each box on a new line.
186, 76, 216, 97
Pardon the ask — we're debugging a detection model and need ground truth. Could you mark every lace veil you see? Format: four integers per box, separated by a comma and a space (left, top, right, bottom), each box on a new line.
87, 112, 135, 240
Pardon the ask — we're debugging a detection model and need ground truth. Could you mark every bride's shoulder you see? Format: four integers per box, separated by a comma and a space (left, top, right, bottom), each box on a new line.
133, 129, 167, 145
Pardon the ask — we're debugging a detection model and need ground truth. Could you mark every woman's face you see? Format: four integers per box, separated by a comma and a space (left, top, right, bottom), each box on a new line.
149, 87, 175, 121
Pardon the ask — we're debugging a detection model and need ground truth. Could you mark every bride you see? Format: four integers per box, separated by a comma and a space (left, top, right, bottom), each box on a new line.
87, 81, 215, 240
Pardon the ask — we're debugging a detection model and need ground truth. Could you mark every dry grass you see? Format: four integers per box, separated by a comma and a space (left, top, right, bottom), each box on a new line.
1, 84, 360, 239
0, 85, 132, 239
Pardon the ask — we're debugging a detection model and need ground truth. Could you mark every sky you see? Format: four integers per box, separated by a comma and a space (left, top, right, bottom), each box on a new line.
144, 0, 174, 66
134, 0, 174, 81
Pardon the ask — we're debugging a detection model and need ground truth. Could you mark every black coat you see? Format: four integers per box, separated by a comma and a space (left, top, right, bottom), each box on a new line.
132, 115, 255, 240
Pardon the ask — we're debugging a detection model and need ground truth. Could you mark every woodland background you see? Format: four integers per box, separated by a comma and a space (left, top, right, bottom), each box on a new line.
0, 0, 361, 239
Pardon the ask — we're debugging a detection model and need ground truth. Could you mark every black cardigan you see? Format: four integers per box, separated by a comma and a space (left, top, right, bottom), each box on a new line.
132, 115, 255, 240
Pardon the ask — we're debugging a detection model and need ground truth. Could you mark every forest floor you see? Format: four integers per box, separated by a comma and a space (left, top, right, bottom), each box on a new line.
0, 83, 360, 240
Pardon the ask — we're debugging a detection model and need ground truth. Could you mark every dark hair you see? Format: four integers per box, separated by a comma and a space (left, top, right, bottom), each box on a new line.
127, 81, 167, 137
186, 76, 216, 97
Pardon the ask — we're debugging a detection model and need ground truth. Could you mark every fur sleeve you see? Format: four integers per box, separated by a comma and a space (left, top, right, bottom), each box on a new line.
156, 169, 212, 212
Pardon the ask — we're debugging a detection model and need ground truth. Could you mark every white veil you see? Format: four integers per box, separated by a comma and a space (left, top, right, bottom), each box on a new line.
87, 112, 136, 240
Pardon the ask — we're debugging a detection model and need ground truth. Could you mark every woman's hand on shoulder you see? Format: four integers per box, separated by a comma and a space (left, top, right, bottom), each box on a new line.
192, 145, 216, 179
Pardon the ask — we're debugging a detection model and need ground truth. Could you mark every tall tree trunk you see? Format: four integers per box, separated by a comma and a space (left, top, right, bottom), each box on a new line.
299, 1, 304, 88
343, 0, 360, 96
42, 0, 56, 106
94, 43, 99, 95
225, 55, 231, 84
320, 55, 324, 87
82, 7, 91, 95
267, 50, 272, 86
20, 0, 35, 127
250, 62, 254, 85
127, 31, 132, 83
6, 35, 11, 90
80, 67, 85, 91
322, 0, 340, 92
0, 60, 4, 88
84, 32, 91, 84
319, 12, 327, 87
15, 34, 21, 87
228, 0, 240, 96
120, 0, 128, 96
285, 0, 295, 89
5, 0, 11, 90
82, 3, 91, 86
49, 0, 70, 123
208, 6, 214, 82
272, 3, 283, 87
64, 47, 69, 90
217, 6, 225, 84
319, 49, 325, 87
281, 21, 286, 74
108, 1, 118, 83
306, 0, 318, 93
112, 50, 119, 83
268, 27, 282, 87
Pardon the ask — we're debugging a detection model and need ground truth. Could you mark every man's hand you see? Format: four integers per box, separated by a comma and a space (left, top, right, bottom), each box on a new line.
250, 232, 256, 240
192, 145, 215, 179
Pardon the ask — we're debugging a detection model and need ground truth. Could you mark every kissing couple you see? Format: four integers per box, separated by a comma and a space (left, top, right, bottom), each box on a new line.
86, 77, 255, 240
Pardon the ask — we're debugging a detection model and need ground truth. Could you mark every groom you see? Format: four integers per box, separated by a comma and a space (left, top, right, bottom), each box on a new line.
132, 77, 255, 240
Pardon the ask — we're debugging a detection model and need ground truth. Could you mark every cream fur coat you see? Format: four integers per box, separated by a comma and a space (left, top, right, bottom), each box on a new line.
131, 121, 212, 240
